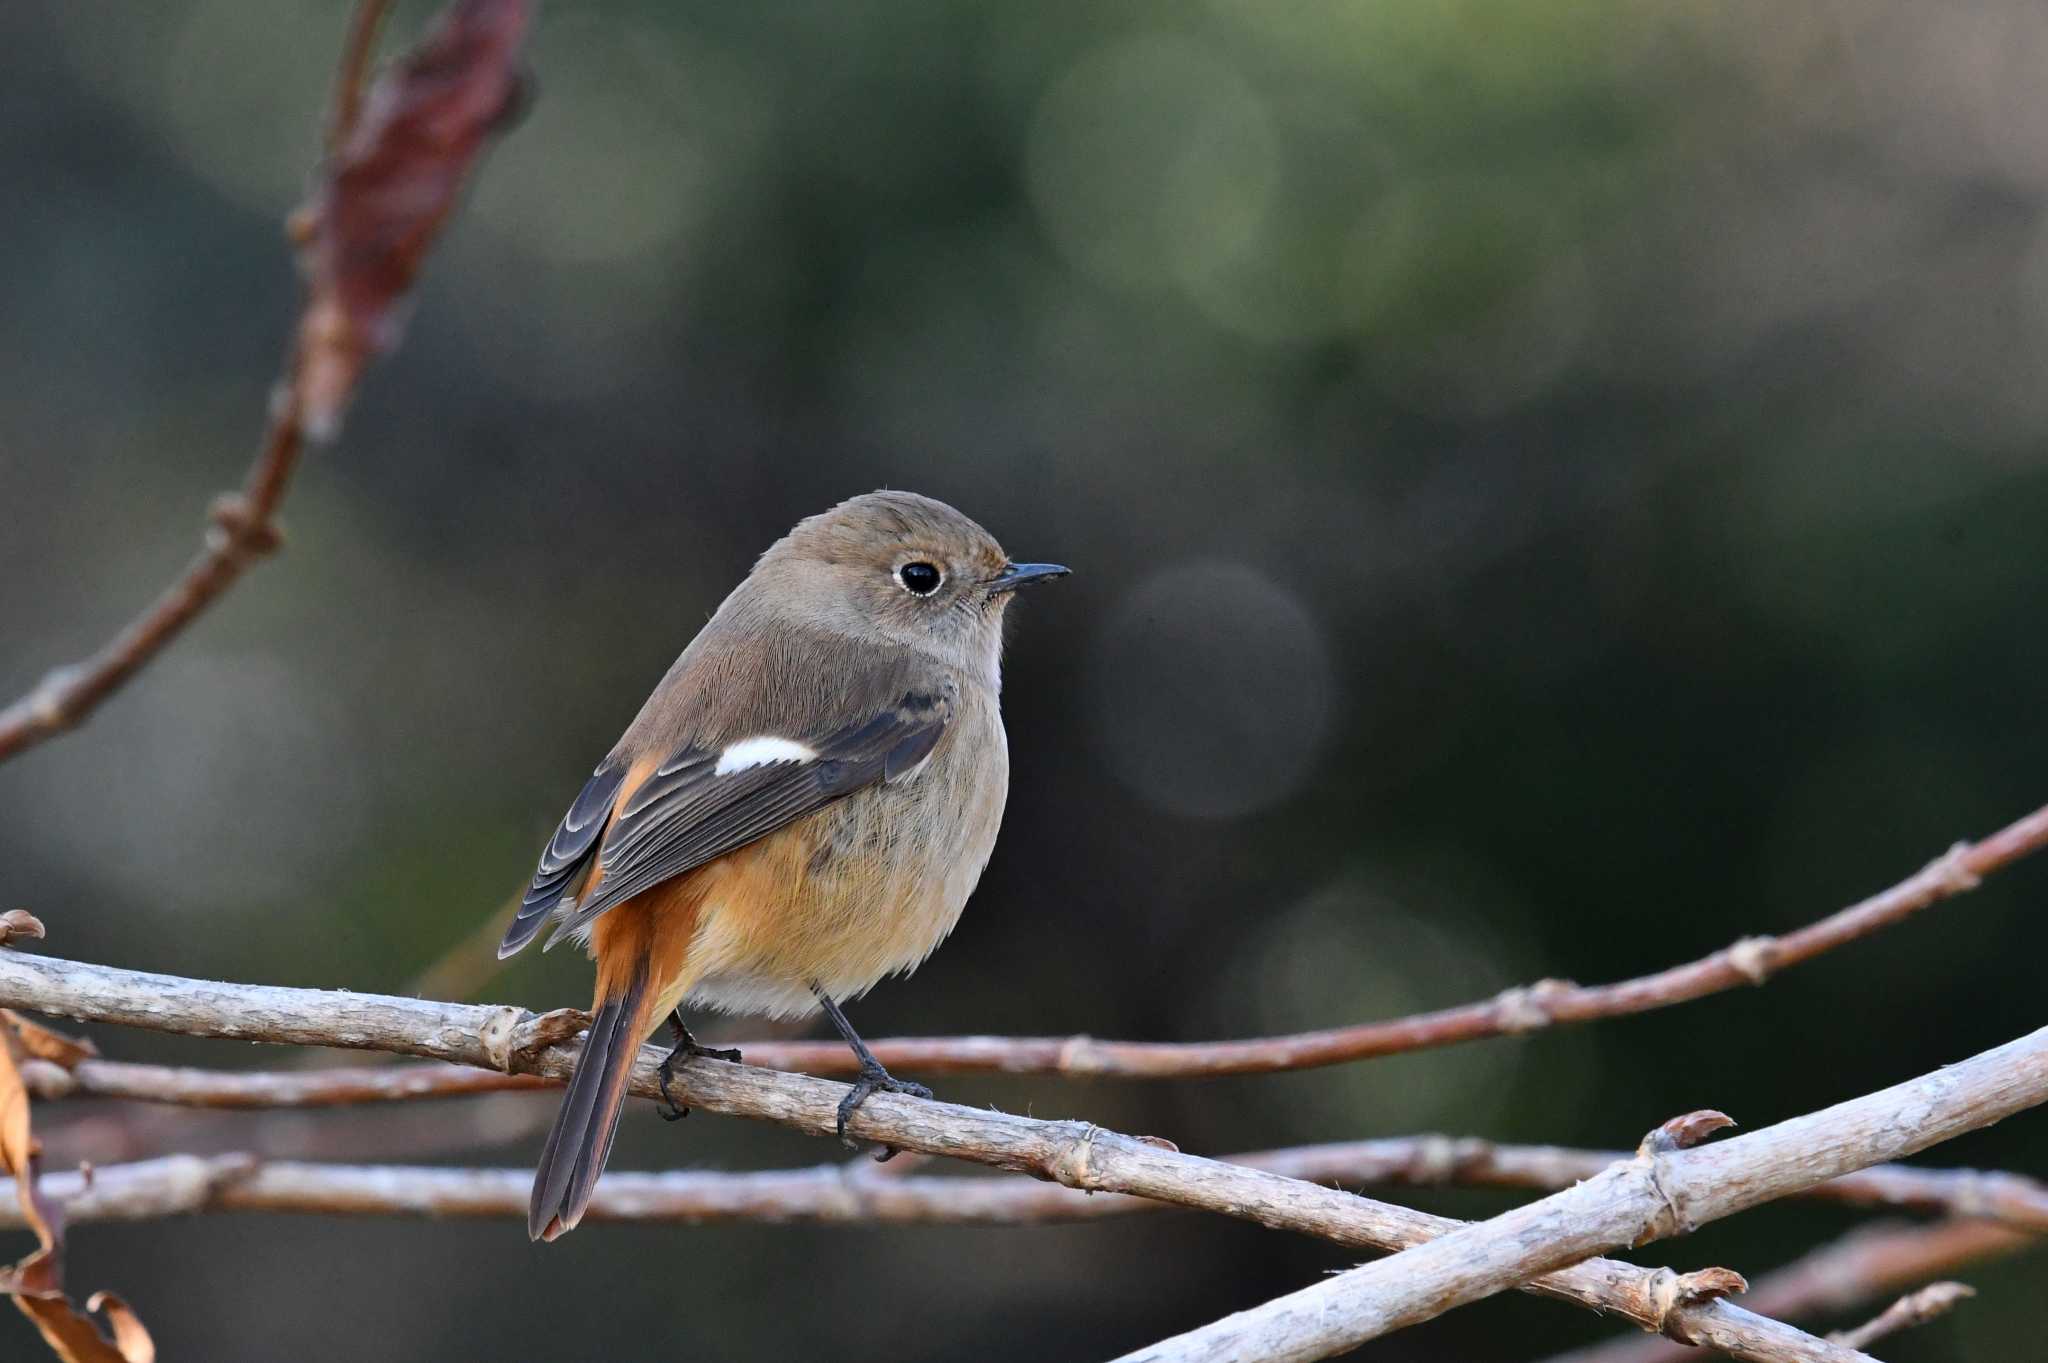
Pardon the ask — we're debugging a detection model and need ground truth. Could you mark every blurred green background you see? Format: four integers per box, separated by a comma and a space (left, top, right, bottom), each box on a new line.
4, 2, 2045, 1358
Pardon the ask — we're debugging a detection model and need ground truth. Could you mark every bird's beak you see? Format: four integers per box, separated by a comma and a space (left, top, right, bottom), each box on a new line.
987, 562, 1070, 594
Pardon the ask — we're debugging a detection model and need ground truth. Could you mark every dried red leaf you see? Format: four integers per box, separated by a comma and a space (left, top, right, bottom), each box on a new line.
294, 0, 532, 438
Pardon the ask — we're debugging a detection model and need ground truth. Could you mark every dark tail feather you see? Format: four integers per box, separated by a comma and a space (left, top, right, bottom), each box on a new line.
529, 969, 650, 1241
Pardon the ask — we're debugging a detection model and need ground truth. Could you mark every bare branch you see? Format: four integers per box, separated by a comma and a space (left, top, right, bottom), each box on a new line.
30, 1053, 2048, 1237
0, 1155, 1332, 1228
1541, 1219, 2032, 1363
1225, 1136, 2048, 1235
0, 951, 1865, 1359
0, 0, 528, 767
9, 1149, 2041, 1277
580, 807, 2040, 1079
1115, 1028, 2048, 1363
0, 401, 306, 765
29, 1059, 550, 1109
1829, 1281, 1974, 1350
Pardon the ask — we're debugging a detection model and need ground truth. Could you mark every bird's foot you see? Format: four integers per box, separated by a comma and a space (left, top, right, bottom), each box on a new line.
836, 1061, 933, 1159
656, 1022, 743, 1122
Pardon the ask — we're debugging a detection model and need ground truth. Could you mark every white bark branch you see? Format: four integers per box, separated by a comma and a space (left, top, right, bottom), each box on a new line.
0, 950, 1857, 1361
1541, 1218, 2033, 1363
1116, 1027, 2048, 1363
19, 1132, 2046, 1238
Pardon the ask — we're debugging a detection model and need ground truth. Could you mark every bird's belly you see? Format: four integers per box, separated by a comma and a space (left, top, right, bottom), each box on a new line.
679, 717, 1007, 1020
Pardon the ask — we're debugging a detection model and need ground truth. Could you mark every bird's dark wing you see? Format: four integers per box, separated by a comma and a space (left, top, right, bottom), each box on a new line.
498, 761, 629, 957
526, 688, 952, 951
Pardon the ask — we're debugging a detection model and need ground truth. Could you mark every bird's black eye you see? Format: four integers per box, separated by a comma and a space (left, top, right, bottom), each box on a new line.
897, 561, 944, 595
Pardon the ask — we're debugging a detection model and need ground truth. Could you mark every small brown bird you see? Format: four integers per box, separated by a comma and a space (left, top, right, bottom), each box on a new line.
499, 490, 1066, 1240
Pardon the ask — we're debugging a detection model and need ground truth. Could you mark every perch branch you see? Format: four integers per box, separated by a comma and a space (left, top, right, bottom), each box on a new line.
1541, 1218, 2032, 1363
1115, 1028, 2048, 1363
0, 952, 1866, 1360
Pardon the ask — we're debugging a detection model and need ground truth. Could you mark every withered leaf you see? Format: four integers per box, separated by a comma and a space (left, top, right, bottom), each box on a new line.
84, 1293, 154, 1363
0, 1014, 97, 1070
0, 1019, 62, 1297
294, 0, 533, 438
0, 1018, 150, 1360
17, 1293, 153, 1363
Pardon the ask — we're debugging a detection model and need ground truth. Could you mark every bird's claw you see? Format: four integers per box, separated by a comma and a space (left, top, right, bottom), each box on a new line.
656, 1035, 744, 1122
835, 1061, 933, 1158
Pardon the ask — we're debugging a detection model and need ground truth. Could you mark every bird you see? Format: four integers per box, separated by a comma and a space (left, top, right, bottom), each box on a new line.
498, 490, 1068, 1241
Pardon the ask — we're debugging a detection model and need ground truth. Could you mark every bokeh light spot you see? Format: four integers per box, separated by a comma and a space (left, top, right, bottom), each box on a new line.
1091, 560, 1335, 820
156, 0, 334, 215
467, 14, 773, 266
1025, 34, 1279, 291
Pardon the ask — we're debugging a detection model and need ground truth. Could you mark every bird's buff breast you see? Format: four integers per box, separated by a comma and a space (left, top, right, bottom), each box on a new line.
675, 693, 1009, 1020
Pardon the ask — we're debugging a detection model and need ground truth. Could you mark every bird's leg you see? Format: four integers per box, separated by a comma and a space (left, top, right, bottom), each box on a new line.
656, 1010, 743, 1122
810, 984, 933, 1159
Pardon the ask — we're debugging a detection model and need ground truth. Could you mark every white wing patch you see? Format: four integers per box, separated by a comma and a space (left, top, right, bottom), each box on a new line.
713, 736, 819, 776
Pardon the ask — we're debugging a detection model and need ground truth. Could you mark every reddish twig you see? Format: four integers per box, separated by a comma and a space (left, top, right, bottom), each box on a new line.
1540, 1219, 2031, 1363
0, 0, 527, 768
661, 806, 2043, 1079
327, 0, 395, 153
0, 396, 306, 765
28, 1058, 549, 1110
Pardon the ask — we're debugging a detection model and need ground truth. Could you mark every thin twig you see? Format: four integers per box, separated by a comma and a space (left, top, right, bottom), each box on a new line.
0, 1155, 1325, 1227
327, 0, 395, 153
551, 809, 2037, 1079
7, 1150, 2040, 1260
0, 951, 1873, 1360
1539, 1219, 2032, 1363
29, 1058, 552, 1109
28, 1055, 2048, 1237
1829, 1282, 1974, 1350
0, 0, 401, 767
0, 390, 306, 765
1114, 1029, 2048, 1363
0, 0, 524, 768
18, 806, 2026, 1078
